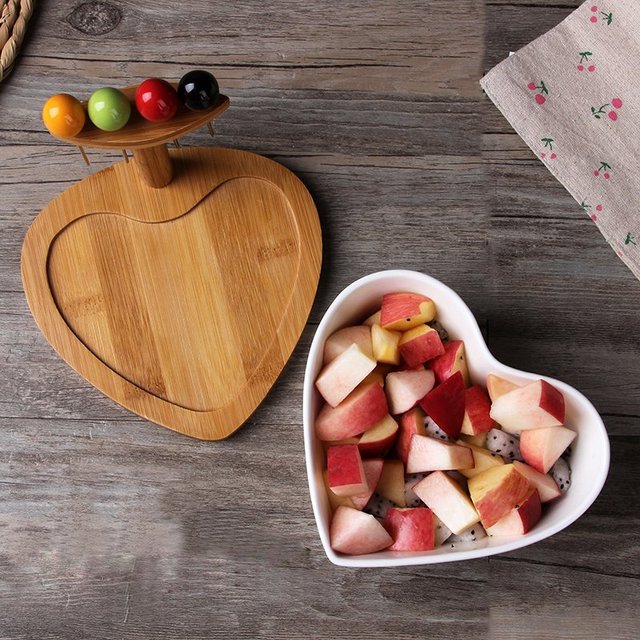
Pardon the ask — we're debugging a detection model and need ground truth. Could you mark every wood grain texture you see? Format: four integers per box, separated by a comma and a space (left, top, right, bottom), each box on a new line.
21, 147, 321, 439
0, 0, 639, 638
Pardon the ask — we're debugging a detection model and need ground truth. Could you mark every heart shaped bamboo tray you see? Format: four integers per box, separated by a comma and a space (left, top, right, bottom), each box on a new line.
22, 98, 322, 439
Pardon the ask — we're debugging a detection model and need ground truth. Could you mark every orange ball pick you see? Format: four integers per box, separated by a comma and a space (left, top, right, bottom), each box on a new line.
42, 93, 86, 138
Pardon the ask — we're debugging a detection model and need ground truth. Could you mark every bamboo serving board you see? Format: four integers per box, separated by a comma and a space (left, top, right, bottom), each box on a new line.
21, 146, 322, 439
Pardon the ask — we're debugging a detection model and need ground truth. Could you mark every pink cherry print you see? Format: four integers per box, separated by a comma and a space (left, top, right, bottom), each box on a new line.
591, 214, 598, 222
535, 94, 546, 105
590, 16, 598, 23
594, 170, 600, 176
611, 98, 623, 109
604, 173, 610, 179
591, 5, 598, 11
596, 204, 603, 212
578, 64, 585, 71
608, 110, 618, 121
588, 65, 596, 72
550, 153, 557, 160
528, 82, 537, 90
540, 152, 546, 159
617, 250, 624, 257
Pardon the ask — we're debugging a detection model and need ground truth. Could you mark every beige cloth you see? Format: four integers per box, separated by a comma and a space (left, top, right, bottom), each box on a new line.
482, 0, 640, 281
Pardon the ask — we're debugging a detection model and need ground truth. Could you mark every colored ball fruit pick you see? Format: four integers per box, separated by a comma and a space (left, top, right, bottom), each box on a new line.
135, 78, 180, 122
177, 70, 220, 111
87, 87, 131, 131
42, 93, 86, 138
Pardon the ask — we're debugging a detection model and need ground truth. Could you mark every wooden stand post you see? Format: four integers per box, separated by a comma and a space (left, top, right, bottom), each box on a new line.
133, 144, 173, 188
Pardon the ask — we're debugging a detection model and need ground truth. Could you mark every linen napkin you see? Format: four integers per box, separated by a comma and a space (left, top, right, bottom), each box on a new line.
481, 0, 640, 281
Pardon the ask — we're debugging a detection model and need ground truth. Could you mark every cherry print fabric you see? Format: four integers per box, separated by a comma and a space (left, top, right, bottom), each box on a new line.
481, 0, 640, 281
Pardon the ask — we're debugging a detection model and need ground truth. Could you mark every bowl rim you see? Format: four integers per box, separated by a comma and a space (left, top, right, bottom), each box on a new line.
303, 269, 610, 567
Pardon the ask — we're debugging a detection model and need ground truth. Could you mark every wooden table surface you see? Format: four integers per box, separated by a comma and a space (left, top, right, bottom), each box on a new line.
1, 1, 638, 638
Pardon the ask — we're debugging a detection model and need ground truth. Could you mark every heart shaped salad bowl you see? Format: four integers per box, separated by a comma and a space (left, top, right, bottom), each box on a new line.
303, 270, 609, 567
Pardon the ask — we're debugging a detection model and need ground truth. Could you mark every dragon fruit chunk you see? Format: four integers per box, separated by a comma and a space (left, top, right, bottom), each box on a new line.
550, 457, 571, 493
449, 523, 487, 545
434, 516, 453, 546
424, 416, 451, 441
363, 493, 396, 519
486, 428, 523, 462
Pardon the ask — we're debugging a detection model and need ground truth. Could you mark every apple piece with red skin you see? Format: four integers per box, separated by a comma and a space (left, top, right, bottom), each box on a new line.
398, 325, 445, 368
327, 444, 367, 497
396, 406, 427, 464
413, 471, 480, 535
323, 325, 373, 364
316, 381, 388, 441
513, 460, 561, 503
350, 458, 385, 510
377, 459, 406, 507
486, 487, 541, 536
358, 414, 399, 457
467, 464, 533, 528
406, 434, 474, 473
486, 373, 520, 402
330, 506, 393, 555
323, 470, 355, 511
461, 385, 496, 436
371, 324, 401, 365
430, 340, 470, 387
380, 292, 436, 331
383, 507, 435, 551
315, 344, 376, 407
457, 440, 505, 479
419, 371, 466, 438
385, 367, 435, 415
489, 379, 565, 434
520, 426, 576, 473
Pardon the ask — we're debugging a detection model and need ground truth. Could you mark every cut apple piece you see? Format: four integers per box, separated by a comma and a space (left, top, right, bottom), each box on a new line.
371, 324, 401, 365
413, 471, 480, 535
513, 460, 561, 503
330, 506, 393, 555
431, 340, 470, 387
486, 373, 519, 402
457, 441, 505, 479
377, 459, 406, 507
380, 292, 436, 331
398, 325, 445, 368
385, 368, 435, 415
350, 458, 385, 510
327, 444, 367, 497
406, 434, 474, 473
461, 385, 496, 436
459, 433, 487, 448
323, 325, 373, 364
323, 470, 355, 511
486, 487, 541, 536
419, 371, 466, 438
358, 414, 399, 457
489, 379, 565, 434
520, 426, 576, 474
467, 464, 533, 529
316, 381, 388, 441
396, 406, 427, 464
315, 343, 377, 408
363, 310, 381, 327
383, 507, 435, 551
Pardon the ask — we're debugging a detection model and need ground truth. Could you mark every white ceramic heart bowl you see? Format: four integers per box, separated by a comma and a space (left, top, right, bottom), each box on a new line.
303, 270, 610, 567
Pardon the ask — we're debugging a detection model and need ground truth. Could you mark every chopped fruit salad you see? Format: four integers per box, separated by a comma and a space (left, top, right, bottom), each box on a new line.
315, 292, 575, 555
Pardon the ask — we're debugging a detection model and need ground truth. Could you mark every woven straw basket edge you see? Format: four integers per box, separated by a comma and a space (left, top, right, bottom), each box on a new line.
0, 0, 35, 83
